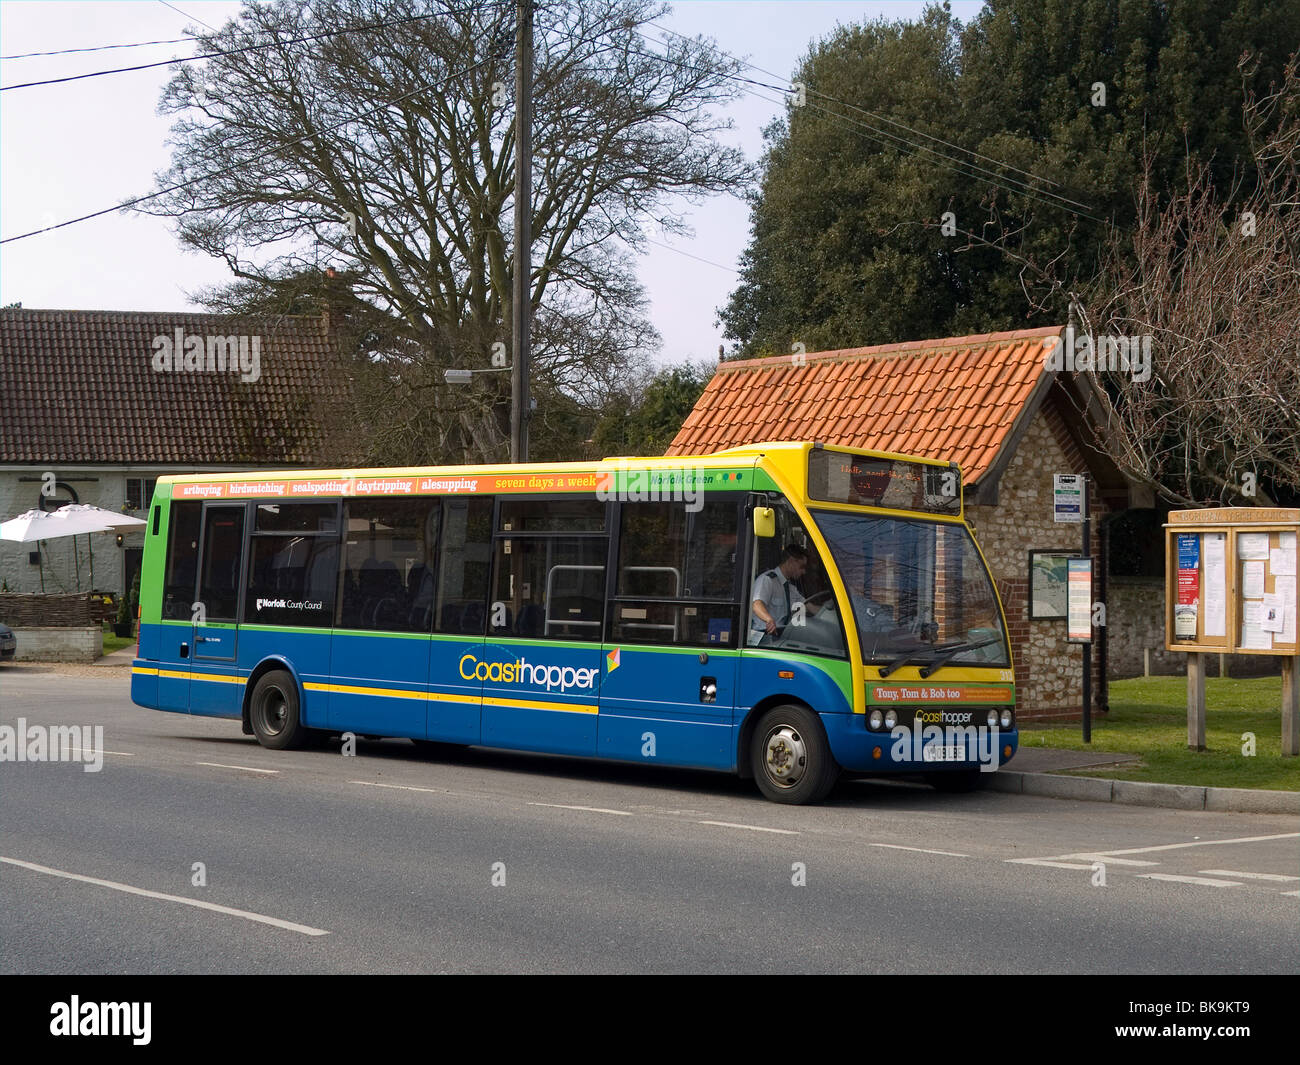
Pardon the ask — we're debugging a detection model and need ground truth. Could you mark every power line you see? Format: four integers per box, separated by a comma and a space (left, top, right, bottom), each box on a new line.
619, 33, 1100, 221
157, 1, 217, 33
643, 237, 738, 273
0, 51, 505, 245
644, 18, 1063, 193
1, 36, 192, 60
1, 6, 509, 92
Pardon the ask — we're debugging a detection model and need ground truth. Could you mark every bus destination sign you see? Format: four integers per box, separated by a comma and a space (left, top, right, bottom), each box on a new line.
807, 449, 961, 516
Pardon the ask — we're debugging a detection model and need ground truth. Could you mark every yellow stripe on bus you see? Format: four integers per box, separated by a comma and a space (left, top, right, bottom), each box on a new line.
305, 682, 480, 706
482, 696, 598, 715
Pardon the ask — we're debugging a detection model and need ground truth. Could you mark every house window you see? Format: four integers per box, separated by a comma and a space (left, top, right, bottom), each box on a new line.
126, 478, 157, 512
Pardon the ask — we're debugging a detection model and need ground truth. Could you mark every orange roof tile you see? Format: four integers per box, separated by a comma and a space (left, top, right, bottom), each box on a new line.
666, 325, 1063, 483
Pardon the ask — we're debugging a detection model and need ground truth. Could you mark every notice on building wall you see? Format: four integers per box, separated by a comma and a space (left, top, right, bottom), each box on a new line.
1204, 533, 1227, 637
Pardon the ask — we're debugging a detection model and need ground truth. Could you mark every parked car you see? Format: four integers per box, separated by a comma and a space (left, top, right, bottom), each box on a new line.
0, 623, 15, 663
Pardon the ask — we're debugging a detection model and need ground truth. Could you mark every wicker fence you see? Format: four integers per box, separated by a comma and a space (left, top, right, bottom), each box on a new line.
0, 592, 97, 627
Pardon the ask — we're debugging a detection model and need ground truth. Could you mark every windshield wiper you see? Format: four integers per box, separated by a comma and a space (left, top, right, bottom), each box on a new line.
877, 642, 957, 678
917, 636, 1003, 678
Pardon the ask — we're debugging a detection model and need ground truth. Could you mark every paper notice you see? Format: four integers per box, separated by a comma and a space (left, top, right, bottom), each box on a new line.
1242, 560, 1266, 598
1261, 593, 1285, 633
1277, 575, 1297, 644
1271, 546, 1297, 577
1241, 601, 1273, 649
1204, 533, 1227, 637
1237, 532, 1271, 560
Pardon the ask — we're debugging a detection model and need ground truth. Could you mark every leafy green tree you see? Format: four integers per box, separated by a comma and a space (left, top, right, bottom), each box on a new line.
593, 362, 711, 456
721, 0, 1300, 355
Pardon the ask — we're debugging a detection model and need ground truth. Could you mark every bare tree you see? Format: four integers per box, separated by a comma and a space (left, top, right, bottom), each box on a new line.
146, 0, 751, 461
1069, 58, 1300, 507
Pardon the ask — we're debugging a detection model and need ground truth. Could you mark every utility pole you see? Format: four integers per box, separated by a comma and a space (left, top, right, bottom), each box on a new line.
510, 0, 532, 464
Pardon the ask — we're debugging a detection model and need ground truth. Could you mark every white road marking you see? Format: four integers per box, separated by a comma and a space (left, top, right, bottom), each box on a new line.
1069, 855, 1159, 866
870, 843, 968, 857
1007, 859, 1096, 870
1199, 870, 1300, 882
0, 856, 329, 936
1079, 832, 1299, 858
350, 780, 447, 794
196, 762, 278, 774
1012, 833, 1300, 869
698, 820, 798, 835
1137, 873, 1243, 887
528, 802, 632, 816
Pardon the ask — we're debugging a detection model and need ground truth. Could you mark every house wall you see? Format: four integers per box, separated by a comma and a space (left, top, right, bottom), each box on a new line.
966, 408, 1106, 719
1108, 576, 1281, 679
0, 469, 144, 597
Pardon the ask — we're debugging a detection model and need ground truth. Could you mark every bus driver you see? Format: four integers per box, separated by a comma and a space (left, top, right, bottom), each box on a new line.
750, 544, 822, 645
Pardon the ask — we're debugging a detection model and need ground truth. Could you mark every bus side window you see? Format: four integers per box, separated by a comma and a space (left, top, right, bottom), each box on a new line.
435, 498, 493, 635
162, 502, 202, 620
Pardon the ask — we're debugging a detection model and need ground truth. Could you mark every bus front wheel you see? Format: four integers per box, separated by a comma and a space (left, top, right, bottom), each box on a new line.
250, 670, 306, 750
751, 705, 839, 804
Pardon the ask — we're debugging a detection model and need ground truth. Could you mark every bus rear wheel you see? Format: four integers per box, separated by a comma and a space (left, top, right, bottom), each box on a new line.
250, 670, 306, 750
751, 705, 839, 804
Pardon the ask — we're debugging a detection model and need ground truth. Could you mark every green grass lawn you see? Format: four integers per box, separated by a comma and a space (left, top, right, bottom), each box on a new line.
1020, 675, 1300, 791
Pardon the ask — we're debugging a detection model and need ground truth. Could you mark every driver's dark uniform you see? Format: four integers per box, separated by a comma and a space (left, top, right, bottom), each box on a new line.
750, 567, 805, 646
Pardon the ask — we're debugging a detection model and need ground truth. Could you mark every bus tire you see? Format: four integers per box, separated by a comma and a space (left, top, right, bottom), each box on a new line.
926, 769, 981, 793
751, 705, 839, 804
249, 670, 306, 750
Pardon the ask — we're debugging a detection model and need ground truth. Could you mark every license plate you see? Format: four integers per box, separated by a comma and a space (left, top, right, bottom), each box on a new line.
923, 745, 965, 762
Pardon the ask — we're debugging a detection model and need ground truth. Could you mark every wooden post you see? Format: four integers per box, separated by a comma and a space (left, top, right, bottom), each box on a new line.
1283, 655, 1299, 758
1187, 652, 1206, 751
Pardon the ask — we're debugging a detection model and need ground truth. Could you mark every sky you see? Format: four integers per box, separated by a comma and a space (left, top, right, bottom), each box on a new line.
0, 0, 987, 367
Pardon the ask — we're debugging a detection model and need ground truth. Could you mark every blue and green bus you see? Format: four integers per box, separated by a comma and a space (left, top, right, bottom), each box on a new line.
131, 442, 1017, 803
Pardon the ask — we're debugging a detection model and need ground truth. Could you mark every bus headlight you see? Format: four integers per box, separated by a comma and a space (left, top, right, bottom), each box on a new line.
987, 710, 998, 727
1000, 709, 1013, 729
884, 709, 898, 729
869, 710, 884, 730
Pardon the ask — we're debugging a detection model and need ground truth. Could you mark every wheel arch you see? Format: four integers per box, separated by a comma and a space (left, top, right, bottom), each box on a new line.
241, 656, 303, 735
736, 693, 816, 779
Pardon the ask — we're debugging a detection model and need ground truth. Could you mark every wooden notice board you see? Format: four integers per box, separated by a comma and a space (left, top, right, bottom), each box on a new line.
1164, 508, 1300, 656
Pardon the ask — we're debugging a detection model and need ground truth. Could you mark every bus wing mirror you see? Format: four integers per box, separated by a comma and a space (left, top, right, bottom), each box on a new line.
753, 507, 775, 538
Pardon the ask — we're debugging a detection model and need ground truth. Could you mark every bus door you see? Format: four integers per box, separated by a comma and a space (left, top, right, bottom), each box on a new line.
424, 498, 493, 745
597, 497, 744, 770
189, 503, 247, 717
481, 498, 606, 757
328, 498, 435, 739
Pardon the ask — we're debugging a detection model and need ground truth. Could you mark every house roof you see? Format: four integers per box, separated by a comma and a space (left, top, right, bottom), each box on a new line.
667, 326, 1063, 484
0, 308, 341, 465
